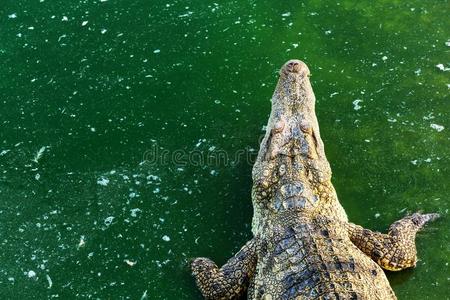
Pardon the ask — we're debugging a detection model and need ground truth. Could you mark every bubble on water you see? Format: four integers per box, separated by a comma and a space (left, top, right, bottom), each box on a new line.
8, 13, 17, 19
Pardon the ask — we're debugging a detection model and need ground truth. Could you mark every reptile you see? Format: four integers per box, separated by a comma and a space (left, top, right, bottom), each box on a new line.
191, 59, 439, 300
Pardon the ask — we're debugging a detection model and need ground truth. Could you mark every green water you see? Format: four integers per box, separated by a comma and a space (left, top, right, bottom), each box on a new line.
0, 0, 449, 299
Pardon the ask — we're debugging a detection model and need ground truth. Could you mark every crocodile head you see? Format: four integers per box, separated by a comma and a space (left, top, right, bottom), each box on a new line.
251, 59, 333, 234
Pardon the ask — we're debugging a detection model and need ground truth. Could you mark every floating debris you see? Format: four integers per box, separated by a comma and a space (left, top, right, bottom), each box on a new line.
104, 216, 114, 226
430, 123, 444, 132
32, 146, 47, 163
352, 99, 363, 111
436, 64, 450, 71
77, 235, 86, 248
124, 259, 137, 266
46, 274, 53, 289
27, 270, 36, 278
140, 290, 148, 300
97, 177, 110, 186
162, 235, 170, 242
130, 208, 142, 217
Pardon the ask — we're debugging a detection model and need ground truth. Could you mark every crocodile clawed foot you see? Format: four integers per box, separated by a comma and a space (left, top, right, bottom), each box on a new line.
410, 212, 440, 228
191, 257, 217, 276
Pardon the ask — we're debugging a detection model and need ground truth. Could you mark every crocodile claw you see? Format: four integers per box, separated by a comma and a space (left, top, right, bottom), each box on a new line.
410, 212, 440, 228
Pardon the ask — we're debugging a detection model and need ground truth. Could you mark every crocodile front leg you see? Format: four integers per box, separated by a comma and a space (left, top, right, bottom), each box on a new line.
347, 212, 439, 271
191, 238, 258, 299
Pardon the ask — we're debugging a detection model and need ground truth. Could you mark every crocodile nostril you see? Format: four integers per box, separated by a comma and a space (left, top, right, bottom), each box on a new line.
292, 62, 300, 73
282, 59, 306, 75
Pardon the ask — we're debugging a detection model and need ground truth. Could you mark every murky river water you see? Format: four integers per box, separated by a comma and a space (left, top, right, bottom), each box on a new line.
0, 0, 449, 299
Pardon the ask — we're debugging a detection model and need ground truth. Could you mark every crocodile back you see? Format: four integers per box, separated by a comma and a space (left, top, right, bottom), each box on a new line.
250, 213, 397, 300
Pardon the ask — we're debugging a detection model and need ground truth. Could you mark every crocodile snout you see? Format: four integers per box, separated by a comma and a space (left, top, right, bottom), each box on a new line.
281, 59, 310, 76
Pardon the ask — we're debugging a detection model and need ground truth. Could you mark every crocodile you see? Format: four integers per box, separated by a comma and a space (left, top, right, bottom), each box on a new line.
191, 59, 439, 300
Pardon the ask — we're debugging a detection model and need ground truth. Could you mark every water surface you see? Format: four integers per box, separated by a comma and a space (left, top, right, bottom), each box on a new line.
0, 0, 449, 299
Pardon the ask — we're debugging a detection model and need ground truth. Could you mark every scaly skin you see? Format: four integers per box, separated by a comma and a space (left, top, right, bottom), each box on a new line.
191, 60, 439, 300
